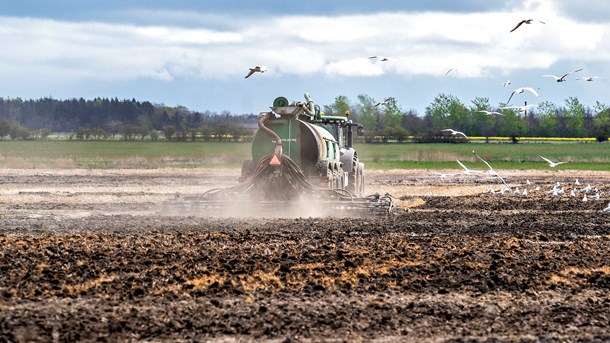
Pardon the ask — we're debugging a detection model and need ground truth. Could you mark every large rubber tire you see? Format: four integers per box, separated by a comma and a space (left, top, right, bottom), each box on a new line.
347, 158, 359, 196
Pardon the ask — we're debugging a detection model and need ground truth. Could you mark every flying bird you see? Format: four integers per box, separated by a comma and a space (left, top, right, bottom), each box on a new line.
510, 19, 546, 32
577, 76, 600, 82
473, 151, 507, 185
506, 87, 539, 103
503, 80, 511, 87
244, 66, 267, 79
369, 56, 390, 62
542, 68, 583, 82
475, 110, 503, 116
539, 155, 570, 167
374, 97, 395, 107
445, 68, 457, 76
501, 104, 537, 112
456, 160, 481, 175
440, 129, 469, 139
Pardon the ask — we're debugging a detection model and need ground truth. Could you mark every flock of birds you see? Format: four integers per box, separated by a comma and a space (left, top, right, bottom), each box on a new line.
241, 17, 609, 212
428, 151, 610, 212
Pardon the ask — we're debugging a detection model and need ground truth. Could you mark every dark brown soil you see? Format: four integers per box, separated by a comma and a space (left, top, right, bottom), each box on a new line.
1, 169, 609, 342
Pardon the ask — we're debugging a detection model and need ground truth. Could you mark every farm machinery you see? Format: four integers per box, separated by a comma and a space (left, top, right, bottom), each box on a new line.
163, 93, 393, 217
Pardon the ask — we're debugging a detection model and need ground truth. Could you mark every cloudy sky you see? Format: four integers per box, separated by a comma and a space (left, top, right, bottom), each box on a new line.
0, 0, 609, 115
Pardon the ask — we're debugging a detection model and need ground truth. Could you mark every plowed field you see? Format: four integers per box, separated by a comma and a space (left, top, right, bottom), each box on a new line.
1, 168, 609, 342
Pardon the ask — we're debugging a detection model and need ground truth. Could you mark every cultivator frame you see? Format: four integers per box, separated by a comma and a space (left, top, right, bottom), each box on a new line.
162, 154, 394, 218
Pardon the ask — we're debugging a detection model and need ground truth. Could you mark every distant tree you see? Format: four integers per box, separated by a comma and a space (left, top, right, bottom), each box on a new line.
91, 128, 106, 140
162, 125, 176, 141
0, 120, 12, 138
9, 123, 30, 140
199, 125, 213, 142
34, 128, 51, 140
592, 101, 610, 142
76, 127, 91, 140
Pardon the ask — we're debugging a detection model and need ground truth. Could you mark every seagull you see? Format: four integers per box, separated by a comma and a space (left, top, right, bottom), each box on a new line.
503, 80, 511, 87
441, 129, 469, 139
539, 155, 570, 168
510, 19, 546, 32
369, 56, 390, 62
428, 170, 455, 178
245, 66, 267, 79
506, 87, 539, 103
475, 110, 503, 116
577, 76, 600, 82
603, 202, 610, 212
456, 160, 482, 175
542, 68, 583, 82
575, 179, 581, 185
445, 68, 457, 76
374, 97, 395, 107
583, 194, 588, 202
501, 104, 537, 113
473, 150, 508, 185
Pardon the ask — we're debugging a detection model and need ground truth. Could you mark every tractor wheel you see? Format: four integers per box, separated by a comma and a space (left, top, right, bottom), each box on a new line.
347, 158, 359, 196
358, 162, 365, 195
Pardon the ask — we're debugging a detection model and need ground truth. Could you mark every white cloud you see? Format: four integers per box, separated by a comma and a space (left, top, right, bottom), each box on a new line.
1, 1, 610, 84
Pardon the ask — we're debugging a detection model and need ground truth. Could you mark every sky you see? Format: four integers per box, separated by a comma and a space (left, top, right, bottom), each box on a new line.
1, 0, 610, 115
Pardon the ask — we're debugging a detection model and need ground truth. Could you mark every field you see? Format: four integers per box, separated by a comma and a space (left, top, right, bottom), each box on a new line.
1, 140, 610, 169
1, 142, 610, 342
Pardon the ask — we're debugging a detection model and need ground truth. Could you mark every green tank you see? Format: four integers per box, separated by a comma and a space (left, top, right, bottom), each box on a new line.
241, 93, 365, 197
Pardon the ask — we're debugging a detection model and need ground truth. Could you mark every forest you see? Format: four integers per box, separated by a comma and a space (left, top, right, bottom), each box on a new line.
0, 94, 608, 142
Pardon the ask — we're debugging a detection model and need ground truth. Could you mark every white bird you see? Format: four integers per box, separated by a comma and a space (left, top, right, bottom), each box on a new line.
456, 160, 481, 175
475, 110, 503, 116
510, 19, 546, 32
374, 97, 395, 107
577, 76, 600, 82
522, 188, 528, 196
542, 68, 583, 83
369, 56, 390, 62
428, 170, 455, 178
441, 129, 469, 139
472, 151, 507, 185
506, 87, 539, 104
245, 66, 267, 79
539, 155, 570, 168
583, 194, 588, 202
525, 179, 531, 185
503, 80, 511, 87
575, 179, 581, 185
592, 192, 600, 201
570, 189, 576, 197
602, 203, 610, 212
501, 104, 538, 113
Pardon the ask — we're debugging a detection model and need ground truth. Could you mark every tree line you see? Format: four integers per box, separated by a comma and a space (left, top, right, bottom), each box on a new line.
325, 94, 610, 142
0, 94, 609, 142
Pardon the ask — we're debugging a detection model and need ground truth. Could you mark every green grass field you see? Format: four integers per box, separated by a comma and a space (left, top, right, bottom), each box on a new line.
0, 141, 608, 170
